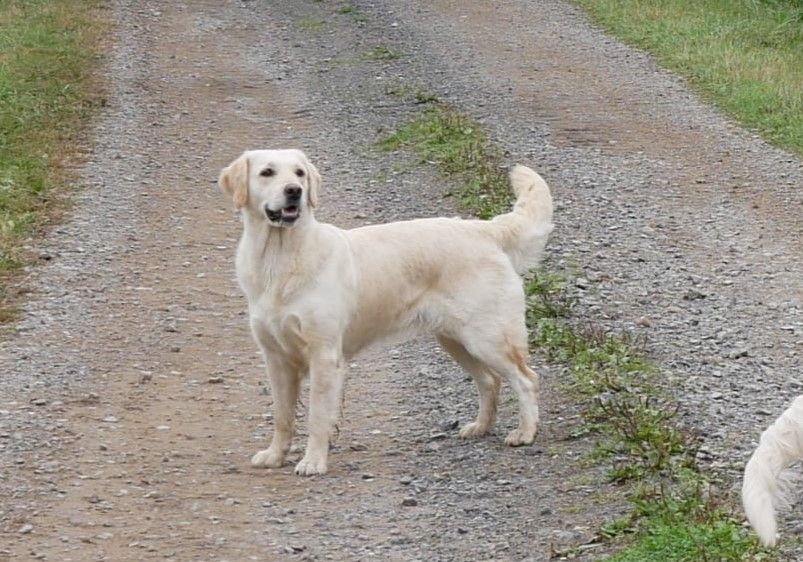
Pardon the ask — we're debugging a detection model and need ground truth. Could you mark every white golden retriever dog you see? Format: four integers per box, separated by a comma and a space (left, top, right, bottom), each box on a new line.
743, 395, 803, 546
219, 149, 553, 475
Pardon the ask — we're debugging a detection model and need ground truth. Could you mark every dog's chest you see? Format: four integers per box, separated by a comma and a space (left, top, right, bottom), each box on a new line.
249, 301, 307, 355
236, 258, 294, 311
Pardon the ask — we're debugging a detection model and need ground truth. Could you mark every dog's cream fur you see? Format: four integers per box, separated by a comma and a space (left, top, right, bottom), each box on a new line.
219, 149, 554, 475
743, 395, 803, 546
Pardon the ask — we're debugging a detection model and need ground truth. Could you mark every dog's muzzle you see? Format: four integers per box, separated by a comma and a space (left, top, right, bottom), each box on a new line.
264, 203, 301, 224
265, 185, 303, 224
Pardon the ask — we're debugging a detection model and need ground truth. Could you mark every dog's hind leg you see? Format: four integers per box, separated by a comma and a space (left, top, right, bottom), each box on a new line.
437, 335, 501, 438
295, 348, 345, 476
501, 358, 540, 446
463, 332, 540, 447
252, 358, 301, 468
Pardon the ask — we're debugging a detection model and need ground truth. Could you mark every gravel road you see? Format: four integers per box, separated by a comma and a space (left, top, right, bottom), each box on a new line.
1, 1, 800, 560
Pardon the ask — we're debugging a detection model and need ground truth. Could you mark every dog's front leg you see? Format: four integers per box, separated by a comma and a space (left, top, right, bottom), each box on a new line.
295, 349, 344, 476
251, 358, 300, 468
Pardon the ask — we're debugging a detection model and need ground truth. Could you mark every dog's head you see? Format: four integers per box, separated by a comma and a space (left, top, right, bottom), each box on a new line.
218, 149, 321, 227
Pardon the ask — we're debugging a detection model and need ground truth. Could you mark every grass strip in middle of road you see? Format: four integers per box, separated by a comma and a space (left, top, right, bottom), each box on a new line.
378, 105, 512, 219
527, 273, 766, 561
379, 103, 769, 561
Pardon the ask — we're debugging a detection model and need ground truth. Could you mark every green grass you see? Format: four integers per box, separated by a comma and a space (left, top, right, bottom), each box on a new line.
527, 272, 768, 561
361, 45, 401, 61
574, 0, 803, 155
0, 0, 105, 285
378, 105, 513, 218
298, 17, 325, 30
331, 46, 402, 67
607, 512, 762, 562
384, 82, 439, 105
380, 106, 772, 560
334, 3, 368, 23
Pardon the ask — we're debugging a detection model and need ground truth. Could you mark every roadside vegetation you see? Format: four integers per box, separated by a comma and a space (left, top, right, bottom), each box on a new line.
361, 45, 401, 61
0, 0, 105, 316
379, 105, 512, 219
379, 102, 772, 561
298, 17, 326, 31
527, 273, 768, 561
574, 0, 803, 156
335, 4, 367, 24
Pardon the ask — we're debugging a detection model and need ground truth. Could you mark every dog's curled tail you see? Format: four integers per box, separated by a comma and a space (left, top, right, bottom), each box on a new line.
743, 395, 803, 547
489, 165, 554, 274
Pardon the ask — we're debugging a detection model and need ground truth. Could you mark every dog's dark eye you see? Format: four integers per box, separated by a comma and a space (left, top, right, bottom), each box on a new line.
260, 168, 274, 177
295, 169, 305, 178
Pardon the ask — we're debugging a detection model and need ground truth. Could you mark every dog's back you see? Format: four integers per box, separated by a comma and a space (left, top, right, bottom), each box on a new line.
342, 165, 553, 357
343, 217, 510, 355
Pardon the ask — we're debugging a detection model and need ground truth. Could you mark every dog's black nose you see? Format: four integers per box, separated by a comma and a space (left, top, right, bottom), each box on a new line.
284, 185, 302, 201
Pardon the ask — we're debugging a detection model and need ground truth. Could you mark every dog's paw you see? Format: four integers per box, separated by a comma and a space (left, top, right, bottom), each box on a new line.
505, 427, 537, 447
251, 448, 285, 468
294, 454, 327, 476
459, 421, 491, 439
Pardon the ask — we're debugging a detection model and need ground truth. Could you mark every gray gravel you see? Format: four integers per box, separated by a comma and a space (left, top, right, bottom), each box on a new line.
0, 0, 800, 559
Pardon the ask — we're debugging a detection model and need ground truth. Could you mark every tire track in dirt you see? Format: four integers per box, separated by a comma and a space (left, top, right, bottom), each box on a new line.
1, 1, 618, 561
2, 3, 318, 559
356, 0, 801, 553
360, 0, 800, 443
4, 0, 800, 559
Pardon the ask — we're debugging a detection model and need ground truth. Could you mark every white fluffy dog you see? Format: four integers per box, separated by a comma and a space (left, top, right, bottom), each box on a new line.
219, 149, 553, 475
743, 395, 803, 546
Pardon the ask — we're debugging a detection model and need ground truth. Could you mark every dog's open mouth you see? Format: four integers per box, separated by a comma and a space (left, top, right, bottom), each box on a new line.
266, 205, 300, 224
281, 205, 300, 221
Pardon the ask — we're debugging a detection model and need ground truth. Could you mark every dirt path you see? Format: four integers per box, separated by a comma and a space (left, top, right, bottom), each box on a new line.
1, 1, 800, 561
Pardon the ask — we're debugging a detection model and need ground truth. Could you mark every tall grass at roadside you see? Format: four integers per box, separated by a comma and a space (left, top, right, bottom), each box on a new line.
0, 0, 104, 313
574, 0, 803, 155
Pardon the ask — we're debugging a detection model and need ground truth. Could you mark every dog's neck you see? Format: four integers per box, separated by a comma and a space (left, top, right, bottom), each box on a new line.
239, 211, 321, 301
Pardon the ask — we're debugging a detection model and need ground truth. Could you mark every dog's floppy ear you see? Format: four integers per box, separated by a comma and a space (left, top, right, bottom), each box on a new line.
287, 149, 320, 208
304, 159, 321, 208
218, 153, 249, 208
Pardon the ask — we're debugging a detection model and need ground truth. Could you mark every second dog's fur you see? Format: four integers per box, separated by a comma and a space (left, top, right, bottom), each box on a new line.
743, 395, 803, 546
219, 149, 554, 475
